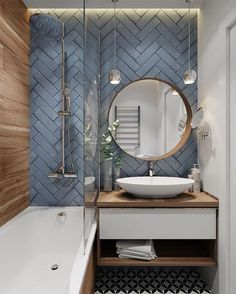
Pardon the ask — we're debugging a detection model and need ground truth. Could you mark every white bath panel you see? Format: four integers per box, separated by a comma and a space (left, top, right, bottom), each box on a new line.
95, 268, 212, 293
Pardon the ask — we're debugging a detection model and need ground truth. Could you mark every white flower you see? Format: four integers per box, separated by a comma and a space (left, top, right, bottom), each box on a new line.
105, 135, 112, 143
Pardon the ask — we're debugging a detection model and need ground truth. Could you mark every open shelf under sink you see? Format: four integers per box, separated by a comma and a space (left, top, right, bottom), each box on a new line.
97, 239, 217, 267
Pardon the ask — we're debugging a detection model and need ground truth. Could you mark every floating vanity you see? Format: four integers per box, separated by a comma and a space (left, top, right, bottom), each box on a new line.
96, 190, 218, 267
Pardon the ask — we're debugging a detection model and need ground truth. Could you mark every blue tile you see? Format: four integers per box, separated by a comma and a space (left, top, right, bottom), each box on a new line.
30, 8, 88, 204
33, 120, 58, 146
30, 8, 197, 204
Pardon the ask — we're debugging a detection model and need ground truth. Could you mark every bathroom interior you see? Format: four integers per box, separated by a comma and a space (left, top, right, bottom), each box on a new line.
0, 0, 235, 293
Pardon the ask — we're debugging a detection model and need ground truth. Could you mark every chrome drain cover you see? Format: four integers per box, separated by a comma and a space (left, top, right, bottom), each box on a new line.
51, 264, 59, 271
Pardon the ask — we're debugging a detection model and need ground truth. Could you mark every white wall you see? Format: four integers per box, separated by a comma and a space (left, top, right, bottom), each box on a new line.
198, 1, 236, 293
229, 22, 236, 294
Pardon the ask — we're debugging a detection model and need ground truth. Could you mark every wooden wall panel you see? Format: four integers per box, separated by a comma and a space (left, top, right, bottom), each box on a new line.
0, 96, 29, 127
0, 0, 29, 226
0, 194, 29, 226
1, 0, 29, 45
0, 69, 29, 105
3, 45, 29, 84
0, 17, 29, 65
0, 44, 3, 69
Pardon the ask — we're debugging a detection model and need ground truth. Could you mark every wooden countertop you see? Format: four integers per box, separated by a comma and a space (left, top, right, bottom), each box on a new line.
97, 190, 219, 208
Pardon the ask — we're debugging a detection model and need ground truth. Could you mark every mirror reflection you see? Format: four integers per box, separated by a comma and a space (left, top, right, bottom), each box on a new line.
109, 79, 191, 160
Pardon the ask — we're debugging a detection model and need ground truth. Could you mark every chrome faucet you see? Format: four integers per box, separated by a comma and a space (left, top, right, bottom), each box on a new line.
148, 161, 156, 177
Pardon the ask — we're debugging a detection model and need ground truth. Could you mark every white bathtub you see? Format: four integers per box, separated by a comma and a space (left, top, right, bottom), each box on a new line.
0, 207, 97, 294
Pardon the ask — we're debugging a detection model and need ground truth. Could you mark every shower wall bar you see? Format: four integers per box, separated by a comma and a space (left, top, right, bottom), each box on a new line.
30, 13, 77, 180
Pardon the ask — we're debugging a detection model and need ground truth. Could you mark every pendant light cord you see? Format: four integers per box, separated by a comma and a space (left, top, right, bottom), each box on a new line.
113, 0, 117, 69
188, 0, 191, 70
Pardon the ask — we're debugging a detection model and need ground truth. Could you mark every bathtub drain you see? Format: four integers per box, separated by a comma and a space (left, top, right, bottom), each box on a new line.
51, 264, 59, 271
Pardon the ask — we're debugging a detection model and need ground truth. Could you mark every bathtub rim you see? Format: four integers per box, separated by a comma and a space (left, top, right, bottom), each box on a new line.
0, 206, 83, 234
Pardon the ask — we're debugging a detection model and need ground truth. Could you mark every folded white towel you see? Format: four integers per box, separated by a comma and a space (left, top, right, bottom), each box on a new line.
118, 253, 156, 261
116, 240, 154, 254
117, 248, 157, 258
116, 240, 157, 261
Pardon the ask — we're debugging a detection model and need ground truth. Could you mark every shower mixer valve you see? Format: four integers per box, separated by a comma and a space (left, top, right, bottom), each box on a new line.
48, 170, 77, 179
58, 110, 70, 116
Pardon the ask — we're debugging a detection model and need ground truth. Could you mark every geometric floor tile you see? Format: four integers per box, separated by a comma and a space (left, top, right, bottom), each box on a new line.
95, 268, 212, 294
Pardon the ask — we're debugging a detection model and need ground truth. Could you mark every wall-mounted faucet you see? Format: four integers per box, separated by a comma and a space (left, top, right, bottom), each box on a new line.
148, 161, 156, 177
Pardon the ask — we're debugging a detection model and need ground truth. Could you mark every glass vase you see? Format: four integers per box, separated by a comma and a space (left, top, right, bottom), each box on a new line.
103, 159, 113, 192
114, 166, 121, 191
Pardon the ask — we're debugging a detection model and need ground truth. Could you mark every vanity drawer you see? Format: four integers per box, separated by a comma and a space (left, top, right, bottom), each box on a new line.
99, 208, 216, 240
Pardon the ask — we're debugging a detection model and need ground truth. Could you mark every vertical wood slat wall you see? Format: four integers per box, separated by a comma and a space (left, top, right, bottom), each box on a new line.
0, 0, 29, 226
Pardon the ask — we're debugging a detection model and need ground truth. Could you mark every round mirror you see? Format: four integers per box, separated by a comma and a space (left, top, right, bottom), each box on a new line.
108, 79, 192, 161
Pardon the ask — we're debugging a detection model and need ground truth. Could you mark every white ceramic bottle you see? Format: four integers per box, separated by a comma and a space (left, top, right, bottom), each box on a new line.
191, 164, 201, 193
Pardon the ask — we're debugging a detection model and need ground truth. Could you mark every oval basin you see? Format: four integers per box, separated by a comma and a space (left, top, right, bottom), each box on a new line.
116, 177, 194, 198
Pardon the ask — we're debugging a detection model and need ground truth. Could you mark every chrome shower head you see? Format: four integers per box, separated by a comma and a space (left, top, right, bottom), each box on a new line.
30, 13, 64, 40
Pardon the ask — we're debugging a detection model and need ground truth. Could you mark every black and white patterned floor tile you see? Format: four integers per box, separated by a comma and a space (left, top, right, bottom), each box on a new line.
95, 268, 211, 294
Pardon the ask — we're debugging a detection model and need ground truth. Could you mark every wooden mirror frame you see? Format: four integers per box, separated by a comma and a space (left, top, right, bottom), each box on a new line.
108, 78, 193, 161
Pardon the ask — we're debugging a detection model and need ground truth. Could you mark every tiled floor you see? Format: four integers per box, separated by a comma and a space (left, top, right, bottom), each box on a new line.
95, 268, 211, 293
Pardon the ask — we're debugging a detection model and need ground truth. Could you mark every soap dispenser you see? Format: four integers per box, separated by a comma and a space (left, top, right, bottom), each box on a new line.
191, 164, 201, 193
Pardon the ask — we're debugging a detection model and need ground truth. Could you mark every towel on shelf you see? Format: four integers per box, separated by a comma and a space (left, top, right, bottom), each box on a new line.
116, 240, 157, 261
118, 253, 155, 261
116, 240, 154, 254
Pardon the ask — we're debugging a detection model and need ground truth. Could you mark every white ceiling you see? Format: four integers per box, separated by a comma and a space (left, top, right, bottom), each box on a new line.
23, 0, 204, 9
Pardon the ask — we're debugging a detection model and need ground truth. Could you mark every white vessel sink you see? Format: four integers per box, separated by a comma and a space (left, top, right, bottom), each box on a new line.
116, 177, 194, 198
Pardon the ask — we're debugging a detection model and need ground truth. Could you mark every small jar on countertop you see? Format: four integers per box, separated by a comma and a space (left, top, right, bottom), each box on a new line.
191, 164, 201, 193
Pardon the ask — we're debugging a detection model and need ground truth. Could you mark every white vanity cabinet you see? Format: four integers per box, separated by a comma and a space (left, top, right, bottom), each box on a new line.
99, 208, 216, 240
96, 191, 218, 267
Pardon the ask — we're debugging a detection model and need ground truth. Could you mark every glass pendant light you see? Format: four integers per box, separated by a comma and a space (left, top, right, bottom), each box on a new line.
183, 0, 197, 85
108, 0, 121, 85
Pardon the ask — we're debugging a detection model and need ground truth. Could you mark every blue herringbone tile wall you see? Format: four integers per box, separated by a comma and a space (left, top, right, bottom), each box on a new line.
30, 8, 198, 204
99, 9, 198, 184
30, 9, 85, 206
